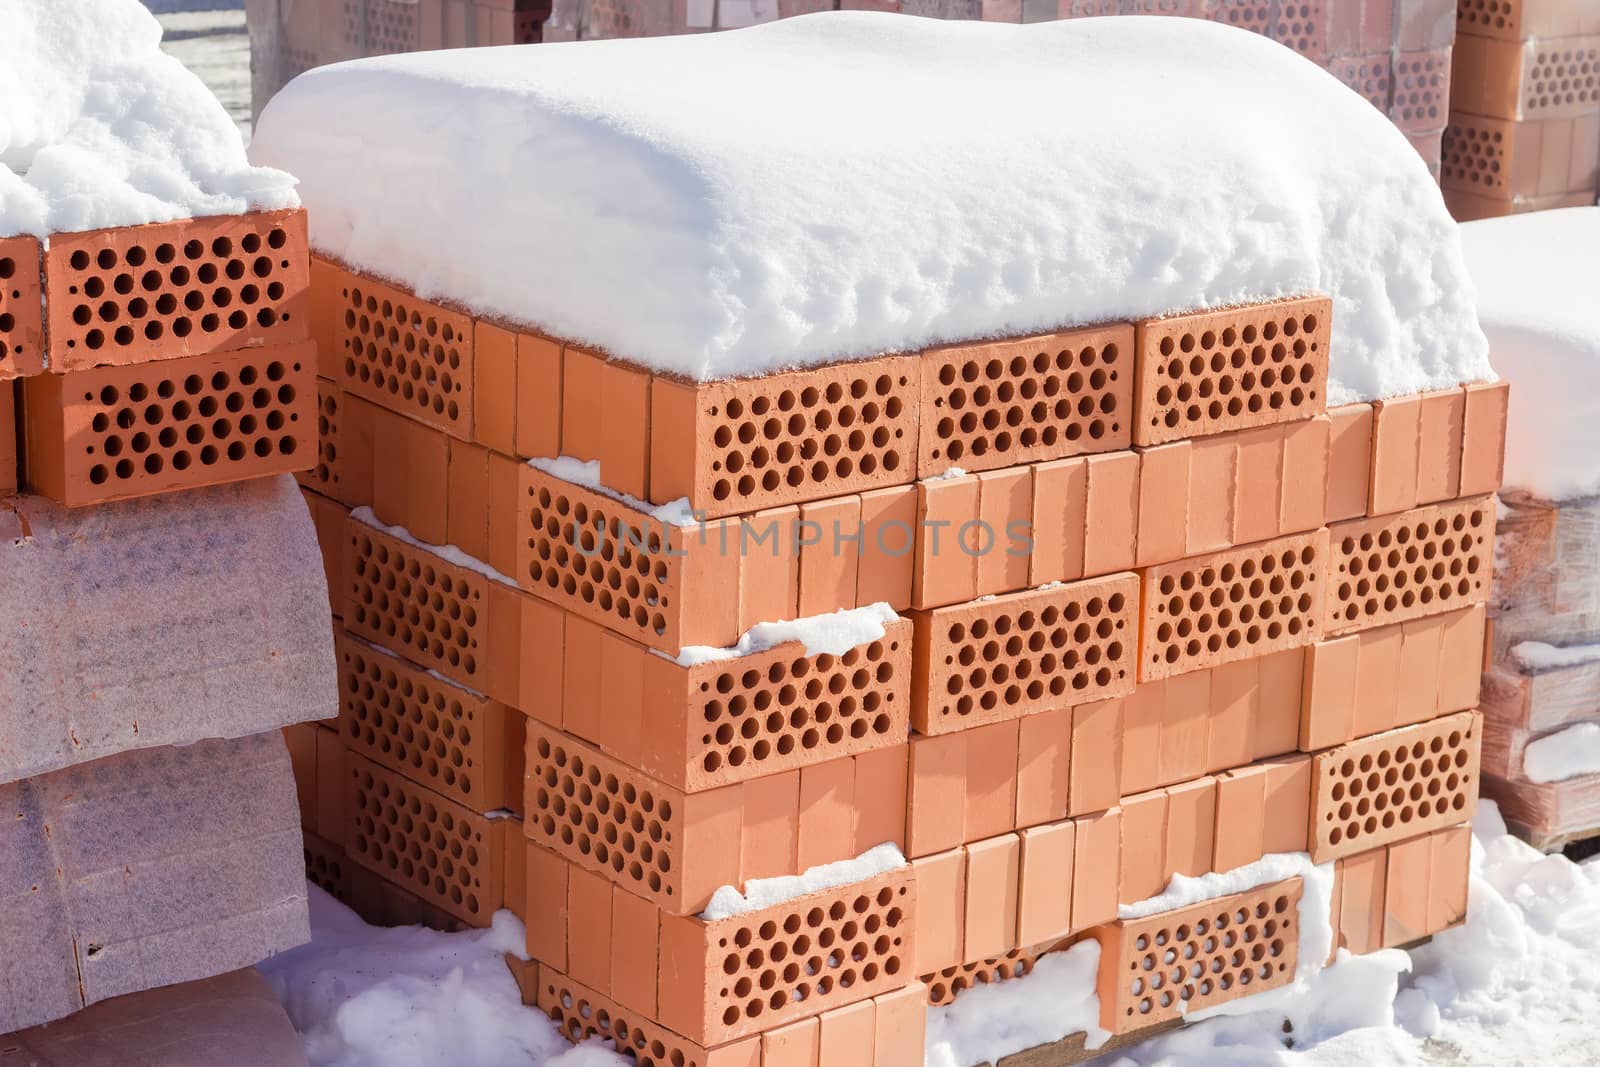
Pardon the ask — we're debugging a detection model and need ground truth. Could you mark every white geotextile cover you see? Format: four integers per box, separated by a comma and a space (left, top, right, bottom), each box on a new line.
0, 475, 337, 786
1458, 208, 1600, 502
0, 0, 298, 237
251, 12, 1491, 401
0, 731, 310, 1034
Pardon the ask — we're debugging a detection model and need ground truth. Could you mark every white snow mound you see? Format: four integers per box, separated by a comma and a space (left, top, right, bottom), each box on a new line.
1459, 208, 1600, 502
700, 842, 905, 920
0, 0, 298, 237
1523, 722, 1600, 785
251, 12, 1489, 400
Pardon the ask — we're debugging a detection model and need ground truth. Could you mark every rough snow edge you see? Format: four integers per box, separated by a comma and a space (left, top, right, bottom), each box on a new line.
671, 602, 901, 666
528, 456, 698, 527
1511, 640, 1600, 674
1523, 723, 1600, 784
350, 506, 517, 587
925, 939, 1108, 1067
700, 842, 906, 921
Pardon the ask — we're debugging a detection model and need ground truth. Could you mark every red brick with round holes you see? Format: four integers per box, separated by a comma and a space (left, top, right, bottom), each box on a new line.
1325, 496, 1495, 637
0, 234, 45, 380
638, 620, 912, 792
43, 209, 309, 371
921, 941, 1058, 1007
1457, 0, 1600, 40
1453, 33, 1600, 122
344, 753, 512, 925
1091, 877, 1303, 1034
1308, 710, 1481, 864
20, 340, 316, 506
1132, 296, 1331, 447
536, 965, 758, 1067
1139, 528, 1329, 683
916, 323, 1133, 478
1269, 1, 1329, 62
648, 355, 919, 519
517, 462, 742, 655
654, 866, 916, 1044
1330, 53, 1394, 113
335, 631, 523, 813
910, 573, 1140, 735
342, 515, 492, 690
1390, 49, 1451, 134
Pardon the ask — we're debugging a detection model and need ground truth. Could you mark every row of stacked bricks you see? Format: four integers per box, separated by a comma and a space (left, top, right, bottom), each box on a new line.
288, 234, 1511, 1063
0, 210, 324, 1030
1443, 0, 1600, 218
247, 0, 553, 118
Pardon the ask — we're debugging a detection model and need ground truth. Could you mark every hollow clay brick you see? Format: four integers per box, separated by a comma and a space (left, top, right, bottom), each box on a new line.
0, 234, 45, 380
1119, 790, 1169, 905
1207, 658, 1258, 774
1457, 0, 1600, 40
297, 378, 359, 505
870, 982, 928, 1067
817, 1000, 875, 1067
314, 727, 347, 849
334, 632, 521, 812
1458, 380, 1509, 497
922, 945, 1052, 1008
912, 472, 979, 609
599, 359, 652, 500
1382, 833, 1432, 948
851, 744, 909, 856
445, 436, 492, 561
1082, 451, 1140, 576
1132, 296, 1331, 447
1415, 388, 1465, 505
1158, 670, 1210, 787
1185, 435, 1236, 554
1427, 823, 1471, 933
1092, 877, 1303, 1034
23, 341, 317, 506
1442, 112, 1600, 201
763, 1017, 820, 1067
1325, 402, 1373, 522
537, 965, 760, 1067
0, 478, 337, 786
1389, 48, 1451, 134
1028, 455, 1088, 585
911, 572, 1139, 733
964, 720, 1023, 844
917, 323, 1134, 477
1261, 754, 1313, 855
856, 484, 917, 611
1232, 424, 1285, 546
1369, 393, 1421, 515
1212, 767, 1267, 873
327, 263, 473, 439
738, 769, 800, 884
1014, 707, 1072, 828
738, 504, 800, 631
907, 734, 966, 858
798, 495, 862, 617
523, 844, 570, 970
974, 467, 1033, 597
1325, 496, 1495, 636
1280, 412, 1331, 534
1072, 806, 1123, 930
1017, 821, 1076, 947
345, 754, 512, 926
1140, 528, 1328, 681
1308, 711, 1481, 863
1164, 777, 1218, 884
1066, 698, 1122, 816
655, 865, 916, 1044
648, 356, 919, 518
0, 383, 14, 496
1255, 647, 1307, 759
1333, 847, 1387, 956
1452, 32, 1600, 122
911, 849, 966, 975
517, 462, 741, 654
514, 332, 562, 460
962, 834, 1021, 961
566, 865, 615, 991
471, 320, 518, 456
1136, 440, 1190, 567
44, 210, 309, 372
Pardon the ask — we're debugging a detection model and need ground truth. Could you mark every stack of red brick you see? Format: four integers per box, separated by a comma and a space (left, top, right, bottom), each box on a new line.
246, 0, 553, 117
1443, 0, 1600, 219
291, 241, 1510, 1061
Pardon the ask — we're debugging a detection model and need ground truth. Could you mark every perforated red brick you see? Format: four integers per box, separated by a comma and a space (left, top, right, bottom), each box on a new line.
0, 234, 44, 380
1457, 0, 1600, 40
922, 943, 1055, 1007
1140, 529, 1328, 682
1309, 711, 1481, 863
1092, 878, 1302, 1034
640, 621, 912, 791
43, 209, 309, 370
351, 0, 421, 54
343, 514, 491, 689
1390, 50, 1451, 134
911, 573, 1139, 734
336, 632, 522, 812
298, 377, 355, 501
648, 356, 918, 518
1203, 0, 1273, 36
332, 265, 474, 438
1132, 296, 1330, 446
1330, 54, 1393, 113
302, 830, 354, 908
1454, 33, 1600, 121
1326, 497, 1495, 637
1270, 2, 1328, 61
517, 463, 740, 654
537, 967, 754, 1067
346, 753, 511, 924
1441, 115, 1518, 196
21, 340, 315, 506
916, 324, 1132, 477
655, 866, 915, 1044
1520, 38, 1600, 119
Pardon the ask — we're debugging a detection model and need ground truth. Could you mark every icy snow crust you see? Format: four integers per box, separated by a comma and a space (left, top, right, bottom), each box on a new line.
251, 13, 1490, 401
0, 0, 298, 237
1459, 208, 1600, 502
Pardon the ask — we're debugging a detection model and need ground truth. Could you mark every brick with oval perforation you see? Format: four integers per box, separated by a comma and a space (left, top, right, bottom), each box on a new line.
0, 234, 44, 380
635, 620, 912, 791
42, 209, 309, 371
335, 632, 523, 812
915, 323, 1133, 478
329, 263, 475, 439
910, 573, 1139, 735
536, 965, 757, 1067
517, 462, 742, 654
1090, 877, 1302, 1034
1308, 710, 1481, 864
1138, 529, 1328, 682
654, 865, 916, 1044
345, 753, 516, 925
1453, 33, 1600, 122
1131, 295, 1330, 447
1324, 496, 1495, 637
648, 355, 919, 519
20, 341, 316, 506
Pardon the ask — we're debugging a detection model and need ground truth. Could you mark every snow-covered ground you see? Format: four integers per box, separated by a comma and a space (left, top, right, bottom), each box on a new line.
261, 803, 1600, 1067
